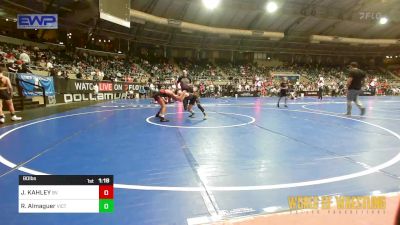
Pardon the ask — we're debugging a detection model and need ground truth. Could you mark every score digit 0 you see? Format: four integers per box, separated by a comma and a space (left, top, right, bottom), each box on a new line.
99, 185, 113, 199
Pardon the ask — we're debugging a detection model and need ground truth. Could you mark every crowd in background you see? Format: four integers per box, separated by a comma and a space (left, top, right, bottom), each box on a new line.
1, 41, 400, 97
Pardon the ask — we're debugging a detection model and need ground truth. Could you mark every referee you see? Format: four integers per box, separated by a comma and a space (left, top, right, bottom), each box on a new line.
277, 77, 288, 108
317, 76, 324, 100
345, 62, 366, 116
177, 69, 192, 92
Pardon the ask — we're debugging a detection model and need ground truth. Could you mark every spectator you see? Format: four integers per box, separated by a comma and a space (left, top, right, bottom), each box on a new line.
46, 60, 53, 70
17, 63, 32, 73
19, 50, 30, 64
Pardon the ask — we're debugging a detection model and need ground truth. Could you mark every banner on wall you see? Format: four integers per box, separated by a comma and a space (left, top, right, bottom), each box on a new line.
235, 91, 260, 97
17, 73, 55, 97
272, 72, 300, 82
56, 92, 129, 103
54, 78, 144, 93
361, 91, 372, 96
53, 77, 146, 103
301, 91, 319, 96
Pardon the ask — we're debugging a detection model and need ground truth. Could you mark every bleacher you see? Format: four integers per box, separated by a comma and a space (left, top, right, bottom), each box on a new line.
1, 36, 399, 98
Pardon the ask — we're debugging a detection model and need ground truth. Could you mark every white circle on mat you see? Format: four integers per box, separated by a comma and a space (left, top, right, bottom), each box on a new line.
145, 112, 256, 129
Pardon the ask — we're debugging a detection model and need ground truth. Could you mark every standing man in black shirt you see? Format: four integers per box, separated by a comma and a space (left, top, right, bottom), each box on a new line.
277, 77, 288, 108
317, 76, 324, 100
177, 69, 193, 93
177, 69, 198, 118
346, 62, 366, 116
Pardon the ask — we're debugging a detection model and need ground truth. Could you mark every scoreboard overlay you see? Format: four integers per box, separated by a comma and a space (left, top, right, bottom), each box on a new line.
18, 175, 114, 213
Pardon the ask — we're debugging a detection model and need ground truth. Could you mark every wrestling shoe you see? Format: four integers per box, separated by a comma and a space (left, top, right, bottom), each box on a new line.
360, 108, 366, 116
11, 115, 22, 121
160, 117, 169, 122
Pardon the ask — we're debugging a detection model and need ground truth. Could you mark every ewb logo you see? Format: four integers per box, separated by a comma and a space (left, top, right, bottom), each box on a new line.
17, 14, 58, 29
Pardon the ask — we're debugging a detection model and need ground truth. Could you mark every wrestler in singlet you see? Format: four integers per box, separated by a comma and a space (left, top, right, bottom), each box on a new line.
0, 67, 22, 123
0, 75, 11, 101
153, 89, 185, 122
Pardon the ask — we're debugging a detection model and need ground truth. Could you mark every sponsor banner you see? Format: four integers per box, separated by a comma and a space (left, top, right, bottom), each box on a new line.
235, 91, 260, 97
272, 73, 300, 82
17, 14, 58, 29
301, 91, 371, 97
302, 91, 319, 96
56, 93, 128, 103
54, 77, 145, 94
17, 73, 55, 97
360, 91, 372, 96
